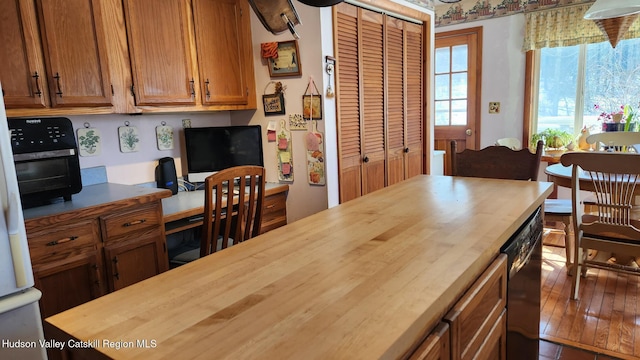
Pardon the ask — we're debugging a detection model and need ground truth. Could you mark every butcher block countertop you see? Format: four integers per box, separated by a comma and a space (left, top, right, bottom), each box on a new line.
45, 175, 552, 360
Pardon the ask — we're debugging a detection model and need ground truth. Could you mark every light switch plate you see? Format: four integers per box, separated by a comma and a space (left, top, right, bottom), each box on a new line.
182, 119, 192, 128
489, 102, 500, 114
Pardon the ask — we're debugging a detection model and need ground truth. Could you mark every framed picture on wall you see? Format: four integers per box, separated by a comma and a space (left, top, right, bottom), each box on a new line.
263, 93, 286, 115
268, 40, 302, 77
302, 95, 322, 120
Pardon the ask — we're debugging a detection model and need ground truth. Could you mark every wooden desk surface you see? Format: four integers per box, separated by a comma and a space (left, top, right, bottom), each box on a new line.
45, 175, 552, 360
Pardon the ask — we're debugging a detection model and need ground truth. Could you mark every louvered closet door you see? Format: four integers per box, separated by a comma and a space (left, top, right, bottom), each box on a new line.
360, 9, 386, 195
335, 3, 362, 202
386, 17, 405, 186
405, 22, 424, 178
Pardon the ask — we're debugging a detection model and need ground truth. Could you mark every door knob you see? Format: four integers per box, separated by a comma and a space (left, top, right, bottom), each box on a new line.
466, 129, 472, 136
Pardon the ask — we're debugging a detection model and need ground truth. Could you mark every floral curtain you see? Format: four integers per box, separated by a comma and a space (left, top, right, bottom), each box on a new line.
523, 3, 640, 51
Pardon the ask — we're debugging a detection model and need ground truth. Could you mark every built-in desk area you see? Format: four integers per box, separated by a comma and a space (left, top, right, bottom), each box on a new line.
162, 183, 289, 235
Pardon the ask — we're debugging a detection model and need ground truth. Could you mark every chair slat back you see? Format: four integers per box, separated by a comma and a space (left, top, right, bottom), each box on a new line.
560, 152, 640, 240
586, 132, 640, 152
448, 140, 543, 180
201, 165, 266, 257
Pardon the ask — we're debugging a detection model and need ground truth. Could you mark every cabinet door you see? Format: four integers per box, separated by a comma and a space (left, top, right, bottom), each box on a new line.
36, 0, 112, 107
386, 16, 406, 187
103, 230, 168, 291
0, 0, 49, 108
192, 0, 249, 105
123, 0, 196, 106
34, 253, 105, 319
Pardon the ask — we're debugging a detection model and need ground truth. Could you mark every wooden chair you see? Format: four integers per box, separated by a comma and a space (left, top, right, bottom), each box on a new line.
494, 137, 522, 150
448, 140, 542, 180
449, 140, 573, 267
560, 152, 640, 300
586, 132, 640, 152
170, 166, 266, 266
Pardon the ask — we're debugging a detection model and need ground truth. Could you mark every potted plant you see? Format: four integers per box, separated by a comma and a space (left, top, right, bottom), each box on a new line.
530, 129, 574, 154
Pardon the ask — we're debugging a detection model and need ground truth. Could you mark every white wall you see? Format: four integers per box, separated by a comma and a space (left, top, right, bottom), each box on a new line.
435, 14, 527, 148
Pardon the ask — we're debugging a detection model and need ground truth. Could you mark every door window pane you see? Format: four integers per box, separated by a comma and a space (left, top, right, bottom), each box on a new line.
451, 73, 467, 99
451, 100, 468, 126
435, 47, 450, 73
435, 74, 450, 100
435, 100, 450, 126
452, 45, 468, 72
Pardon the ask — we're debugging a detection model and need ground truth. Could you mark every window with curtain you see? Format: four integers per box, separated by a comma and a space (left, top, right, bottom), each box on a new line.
525, 3, 640, 137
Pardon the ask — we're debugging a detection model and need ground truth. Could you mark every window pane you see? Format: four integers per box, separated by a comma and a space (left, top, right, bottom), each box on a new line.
452, 45, 468, 72
435, 100, 449, 126
435, 47, 450, 74
435, 74, 450, 100
451, 73, 467, 99
584, 40, 640, 133
537, 45, 579, 134
451, 100, 467, 125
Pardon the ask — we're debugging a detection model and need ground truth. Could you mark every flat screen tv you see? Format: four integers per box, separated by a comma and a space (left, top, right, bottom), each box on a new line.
184, 125, 264, 183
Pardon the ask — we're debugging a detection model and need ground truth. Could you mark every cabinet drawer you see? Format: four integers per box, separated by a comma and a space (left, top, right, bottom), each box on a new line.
444, 254, 507, 360
101, 202, 162, 240
408, 322, 450, 360
261, 192, 287, 233
28, 219, 100, 265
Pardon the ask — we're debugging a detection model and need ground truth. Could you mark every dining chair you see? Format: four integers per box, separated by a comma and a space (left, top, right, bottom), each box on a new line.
448, 140, 542, 180
560, 152, 640, 300
170, 165, 266, 266
449, 140, 574, 268
586, 131, 640, 152
494, 137, 522, 150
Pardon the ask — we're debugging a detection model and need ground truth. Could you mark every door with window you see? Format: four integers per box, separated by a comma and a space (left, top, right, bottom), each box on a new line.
434, 27, 482, 171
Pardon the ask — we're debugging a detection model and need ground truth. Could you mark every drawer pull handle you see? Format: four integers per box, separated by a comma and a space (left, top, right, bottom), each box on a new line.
46, 236, 78, 246
123, 219, 146, 227
266, 204, 275, 209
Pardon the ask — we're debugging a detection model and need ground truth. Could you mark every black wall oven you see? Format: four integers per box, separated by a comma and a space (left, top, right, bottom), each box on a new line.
8, 117, 82, 207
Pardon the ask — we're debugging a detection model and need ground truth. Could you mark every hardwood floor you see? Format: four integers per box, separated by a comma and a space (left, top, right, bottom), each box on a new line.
541, 231, 640, 359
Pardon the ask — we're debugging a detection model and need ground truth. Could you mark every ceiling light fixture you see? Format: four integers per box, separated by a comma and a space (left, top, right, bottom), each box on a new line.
438, 0, 462, 3
584, 0, 640, 48
297, 0, 344, 6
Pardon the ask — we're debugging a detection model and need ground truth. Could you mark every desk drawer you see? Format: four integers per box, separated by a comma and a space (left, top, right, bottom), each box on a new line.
101, 202, 162, 240
261, 192, 287, 233
28, 219, 100, 264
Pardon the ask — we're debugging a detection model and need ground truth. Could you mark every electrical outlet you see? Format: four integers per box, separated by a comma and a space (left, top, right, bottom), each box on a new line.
182, 119, 192, 128
489, 102, 500, 114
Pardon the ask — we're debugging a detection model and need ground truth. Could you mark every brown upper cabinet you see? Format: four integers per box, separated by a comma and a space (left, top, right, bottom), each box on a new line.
1, 0, 112, 110
123, 0, 255, 109
1, 0, 256, 116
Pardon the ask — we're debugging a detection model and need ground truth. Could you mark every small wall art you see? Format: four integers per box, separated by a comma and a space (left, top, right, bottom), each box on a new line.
156, 121, 174, 150
289, 114, 306, 130
77, 122, 101, 157
263, 81, 286, 116
267, 40, 302, 77
118, 121, 140, 153
303, 76, 322, 120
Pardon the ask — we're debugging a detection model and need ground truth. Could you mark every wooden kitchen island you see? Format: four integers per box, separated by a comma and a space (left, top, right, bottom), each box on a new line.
45, 175, 552, 360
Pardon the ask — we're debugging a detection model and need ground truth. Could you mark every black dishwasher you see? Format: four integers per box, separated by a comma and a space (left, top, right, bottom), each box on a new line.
501, 207, 542, 360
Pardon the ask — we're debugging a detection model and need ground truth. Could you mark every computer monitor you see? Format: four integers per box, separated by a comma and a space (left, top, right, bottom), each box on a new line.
184, 125, 264, 183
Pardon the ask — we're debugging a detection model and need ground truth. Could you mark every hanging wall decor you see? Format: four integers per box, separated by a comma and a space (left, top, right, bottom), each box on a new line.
156, 121, 174, 150
77, 122, 101, 157
306, 120, 325, 185
277, 119, 294, 182
289, 114, 306, 130
118, 121, 140, 153
303, 76, 322, 120
263, 81, 286, 116
267, 40, 302, 77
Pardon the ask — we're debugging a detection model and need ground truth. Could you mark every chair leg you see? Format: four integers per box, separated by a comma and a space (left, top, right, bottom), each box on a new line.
562, 216, 573, 273
572, 247, 582, 300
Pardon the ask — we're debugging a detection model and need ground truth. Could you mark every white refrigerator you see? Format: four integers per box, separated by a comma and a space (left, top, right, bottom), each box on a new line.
0, 89, 47, 359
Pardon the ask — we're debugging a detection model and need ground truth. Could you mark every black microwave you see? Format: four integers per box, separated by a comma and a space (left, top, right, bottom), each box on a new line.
8, 117, 82, 207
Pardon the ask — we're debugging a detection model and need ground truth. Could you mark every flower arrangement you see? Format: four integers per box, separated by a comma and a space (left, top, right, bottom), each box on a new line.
594, 104, 624, 123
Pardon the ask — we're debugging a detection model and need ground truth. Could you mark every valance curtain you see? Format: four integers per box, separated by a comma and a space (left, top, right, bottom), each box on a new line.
523, 2, 640, 51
